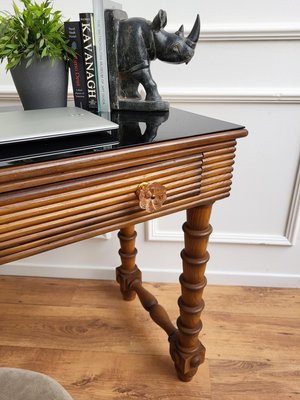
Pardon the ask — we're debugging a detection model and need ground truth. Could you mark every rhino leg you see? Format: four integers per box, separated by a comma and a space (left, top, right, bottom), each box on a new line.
131, 68, 161, 101
120, 77, 142, 99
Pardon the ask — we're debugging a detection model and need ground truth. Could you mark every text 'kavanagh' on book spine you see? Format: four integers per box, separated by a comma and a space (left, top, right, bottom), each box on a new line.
80, 13, 99, 111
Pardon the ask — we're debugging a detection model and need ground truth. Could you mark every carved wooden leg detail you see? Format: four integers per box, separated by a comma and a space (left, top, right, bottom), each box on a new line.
116, 225, 177, 336
170, 204, 213, 382
131, 280, 177, 337
116, 225, 141, 301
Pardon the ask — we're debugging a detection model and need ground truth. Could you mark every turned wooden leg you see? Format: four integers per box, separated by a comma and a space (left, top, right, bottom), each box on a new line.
116, 225, 141, 301
170, 204, 213, 382
116, 225, 177, 336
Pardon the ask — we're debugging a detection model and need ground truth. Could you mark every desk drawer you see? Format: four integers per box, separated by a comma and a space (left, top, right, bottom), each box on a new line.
0, 138, 236, 264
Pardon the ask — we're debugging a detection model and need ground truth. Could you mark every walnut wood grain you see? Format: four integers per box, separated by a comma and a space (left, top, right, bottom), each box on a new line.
0, 131, 246, 186
0, 157, 202, 214
0, 177, 204, 245
170, 204, 213, 382
0, 191, 229, 265
1, 184, 227, 249
0, 125, 248, 381
116, 226, 177, 338
116, 225, 140, 301
0, 277, 298, 398
132, 280, 177, 337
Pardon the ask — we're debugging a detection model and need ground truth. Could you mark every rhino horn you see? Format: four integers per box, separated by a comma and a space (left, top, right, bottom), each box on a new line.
175, 25, 184, 38
186, 14, 200, 49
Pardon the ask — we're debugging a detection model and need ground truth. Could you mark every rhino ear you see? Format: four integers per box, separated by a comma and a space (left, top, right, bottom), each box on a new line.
175, 25, 184, 38
152, 9, 167, 31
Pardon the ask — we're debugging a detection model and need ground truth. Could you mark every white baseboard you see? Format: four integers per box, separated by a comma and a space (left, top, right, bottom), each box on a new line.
0, 263, 116, 281
1, 263, 299, 288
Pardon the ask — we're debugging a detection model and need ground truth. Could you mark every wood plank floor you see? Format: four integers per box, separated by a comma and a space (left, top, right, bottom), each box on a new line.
0, 276, 299, 399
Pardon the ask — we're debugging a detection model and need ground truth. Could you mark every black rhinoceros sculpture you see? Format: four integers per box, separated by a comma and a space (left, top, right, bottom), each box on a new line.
105, 9, 200, 111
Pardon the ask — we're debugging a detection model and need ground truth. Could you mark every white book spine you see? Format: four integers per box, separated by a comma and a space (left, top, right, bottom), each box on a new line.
92, 0, 122, 113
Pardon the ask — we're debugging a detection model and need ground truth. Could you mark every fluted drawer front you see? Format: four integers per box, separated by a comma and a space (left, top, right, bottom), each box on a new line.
0, 134, 240, 264
0, 148, 202, 264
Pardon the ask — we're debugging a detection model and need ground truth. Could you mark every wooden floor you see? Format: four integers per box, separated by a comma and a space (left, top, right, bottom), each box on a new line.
0, 276, 299, 399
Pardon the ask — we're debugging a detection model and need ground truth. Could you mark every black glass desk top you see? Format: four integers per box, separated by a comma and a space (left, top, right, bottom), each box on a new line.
0, 107, 244, 168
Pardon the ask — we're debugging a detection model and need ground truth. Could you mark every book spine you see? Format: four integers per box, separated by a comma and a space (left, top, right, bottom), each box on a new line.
92, 1, 122, 113
64, 21, 89, 110
92, 1, 111, 112
79, 13, 100, 113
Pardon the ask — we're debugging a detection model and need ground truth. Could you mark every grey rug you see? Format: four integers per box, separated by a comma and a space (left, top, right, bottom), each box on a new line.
0, 368, 73, 400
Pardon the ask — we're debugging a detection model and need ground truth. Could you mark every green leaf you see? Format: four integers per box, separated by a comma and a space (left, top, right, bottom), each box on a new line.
26, 57, 33, 67
0, 49, 12, 55
25, 50, 34, 58
41, 46, 48, 58
44, 8, 51, 17
6, 59, 18, 70
12, 2, 20, 15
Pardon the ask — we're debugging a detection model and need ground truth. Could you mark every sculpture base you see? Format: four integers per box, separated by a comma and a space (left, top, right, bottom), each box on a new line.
118, 99, 169, 112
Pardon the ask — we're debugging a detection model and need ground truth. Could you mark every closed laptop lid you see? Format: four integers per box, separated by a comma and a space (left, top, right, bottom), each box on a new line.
0, 106, 119, 144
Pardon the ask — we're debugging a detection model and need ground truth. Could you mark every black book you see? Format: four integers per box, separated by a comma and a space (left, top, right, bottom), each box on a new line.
79, 13, 100, 112
64, 21, 89, 110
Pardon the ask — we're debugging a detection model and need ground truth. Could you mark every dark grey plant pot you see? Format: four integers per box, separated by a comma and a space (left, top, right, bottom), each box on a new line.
10, 57, 68, 110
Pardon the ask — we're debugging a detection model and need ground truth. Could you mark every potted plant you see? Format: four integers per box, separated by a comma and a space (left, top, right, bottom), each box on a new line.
0, 0, 75, 110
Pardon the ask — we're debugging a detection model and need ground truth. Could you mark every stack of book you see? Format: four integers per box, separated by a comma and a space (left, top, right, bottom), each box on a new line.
64, 0, 121, 113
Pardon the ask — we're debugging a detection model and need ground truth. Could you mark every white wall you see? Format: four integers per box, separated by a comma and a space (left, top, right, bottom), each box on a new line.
1, 0, 300, 287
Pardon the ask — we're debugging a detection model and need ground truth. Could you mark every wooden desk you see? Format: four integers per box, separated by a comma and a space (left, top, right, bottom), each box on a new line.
0, 108, 247, 381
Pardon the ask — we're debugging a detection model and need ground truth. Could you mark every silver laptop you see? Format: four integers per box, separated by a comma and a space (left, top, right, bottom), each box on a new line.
0, 106, 119, 144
